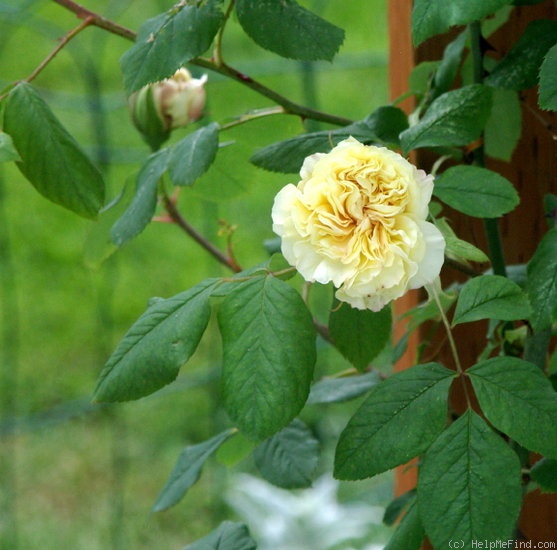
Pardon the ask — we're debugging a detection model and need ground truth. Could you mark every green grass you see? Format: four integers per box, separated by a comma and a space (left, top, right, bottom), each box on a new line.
1, 0, 390, 547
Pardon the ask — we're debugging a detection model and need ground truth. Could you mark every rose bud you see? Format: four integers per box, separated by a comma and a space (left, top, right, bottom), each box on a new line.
128, 68, 207, 150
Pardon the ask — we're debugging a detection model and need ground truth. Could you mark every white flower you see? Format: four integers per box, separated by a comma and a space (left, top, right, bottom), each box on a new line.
272, 137, 445, 311
227, 474, 387, 550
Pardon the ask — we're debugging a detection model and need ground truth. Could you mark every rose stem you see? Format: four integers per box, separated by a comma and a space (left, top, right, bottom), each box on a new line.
469, 21, 507, 278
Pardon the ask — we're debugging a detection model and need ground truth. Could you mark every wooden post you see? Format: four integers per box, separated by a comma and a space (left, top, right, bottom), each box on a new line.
389, 0, 557, 544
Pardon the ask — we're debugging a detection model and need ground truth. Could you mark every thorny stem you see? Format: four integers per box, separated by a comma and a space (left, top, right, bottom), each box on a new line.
192, 57, 353, 126
161, 192, 242, 273
51, 0, 135, 40
52, 0, 353, 128
427, 283, 472, 408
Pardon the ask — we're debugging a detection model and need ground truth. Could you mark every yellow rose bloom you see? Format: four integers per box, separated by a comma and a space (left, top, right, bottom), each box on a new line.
272, 137, 445, 311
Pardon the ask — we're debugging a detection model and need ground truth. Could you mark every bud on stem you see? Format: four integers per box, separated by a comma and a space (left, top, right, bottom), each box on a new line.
128, 68, 207, 150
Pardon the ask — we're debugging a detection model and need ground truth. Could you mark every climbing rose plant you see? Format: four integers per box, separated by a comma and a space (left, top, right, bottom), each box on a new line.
2, 0, 557, 548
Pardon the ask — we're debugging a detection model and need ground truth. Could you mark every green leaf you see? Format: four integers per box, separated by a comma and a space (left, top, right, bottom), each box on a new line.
411, 0, 511, 46
235, 0, 344, 61
267, 253, 296, 280
168, 123, 219, 187
210, 263, 278, 297
408, 61, 440, 96
435, 218, 489, 264
384, 501, 424, 550
121, 0, 224, 93
400, 85, 492, 152
448, 240, 489, 264
110, 148, 169, 247
433, 31, 468, 98
216, 433, 256, 467
526, 228, 557, 332
539, 43, 557, 111
251, 131, 352, 174
0, 131, 20, 163
468, 357, 557, 458
153, 429, 235, 512
482, 5, 513, 37
484, 88, 522, 161
383, 489, 416, 526
307, 371, 380, 405
434, 165, 519, 218
329, 303, 391, 371
184, 521, 257, 550
218, 276, 316, 440
94, 279, 217, 402
362, 105, 410, 146
453, 275, 531, 326
486, 19, 557, 91
531, 458, 557, 492
251, 106, 408, 174
83, 181, 135, 269
334, 363, 455, 480
253, 419, 319, 489
3, 82, 104, 219
545, 194, 557, 229
418, 410, 522, 548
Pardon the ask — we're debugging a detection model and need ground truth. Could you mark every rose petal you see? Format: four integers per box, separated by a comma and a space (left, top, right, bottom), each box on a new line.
408, 221, 446, 289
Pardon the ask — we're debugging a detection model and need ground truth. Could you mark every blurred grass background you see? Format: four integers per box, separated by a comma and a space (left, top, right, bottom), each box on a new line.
0, 0, 391, 547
